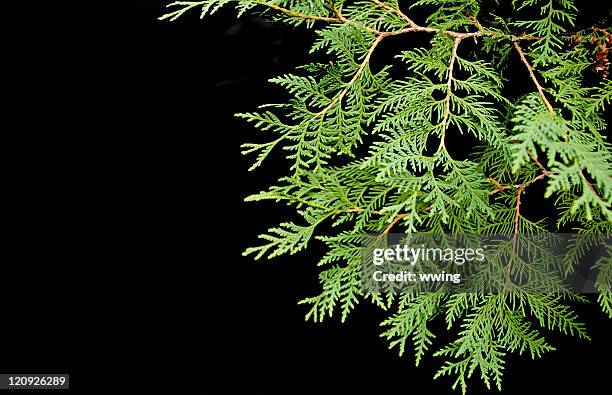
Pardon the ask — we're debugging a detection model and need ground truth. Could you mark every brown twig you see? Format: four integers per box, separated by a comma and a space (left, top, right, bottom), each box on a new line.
505, 184, 525, 276
526, 149, 548, 174
265, 3, 342, 23
259, 0, 545, 43
488, 149, 552, 194
314, 35, 384, 117
501, 149, 553, 274
326, 0, 382, 34
512, 186, 525, 244
346, 207, 384, 215
487, 177, 511, 194
257, 0, 551, 46
468, 15, 485, 31
383, 213, 408, 235
513, 42, 555, 113
580, 169, 603, 200
371, 0, 417, 27
437, 37, 463, 152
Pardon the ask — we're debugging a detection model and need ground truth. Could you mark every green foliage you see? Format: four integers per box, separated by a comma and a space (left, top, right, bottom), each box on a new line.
513, 0, 577, 65
161, 1, 611, 392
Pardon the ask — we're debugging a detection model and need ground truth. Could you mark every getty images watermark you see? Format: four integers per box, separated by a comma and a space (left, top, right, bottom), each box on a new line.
372, 244, 486, 284
361, 233, 610, 294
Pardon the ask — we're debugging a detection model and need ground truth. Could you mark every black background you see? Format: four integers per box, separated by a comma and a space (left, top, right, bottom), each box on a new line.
2, 1, 611, 394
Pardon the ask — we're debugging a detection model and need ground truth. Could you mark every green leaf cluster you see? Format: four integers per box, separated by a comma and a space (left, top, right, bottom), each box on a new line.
161, 0, 611, 392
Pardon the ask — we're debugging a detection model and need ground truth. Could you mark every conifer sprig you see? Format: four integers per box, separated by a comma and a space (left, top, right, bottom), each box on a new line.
161, 1, 611, 392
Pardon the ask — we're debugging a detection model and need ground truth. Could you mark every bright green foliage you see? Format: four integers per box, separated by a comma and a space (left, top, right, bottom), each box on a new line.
161, 0, 611, 392
513, 0, 578, 65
